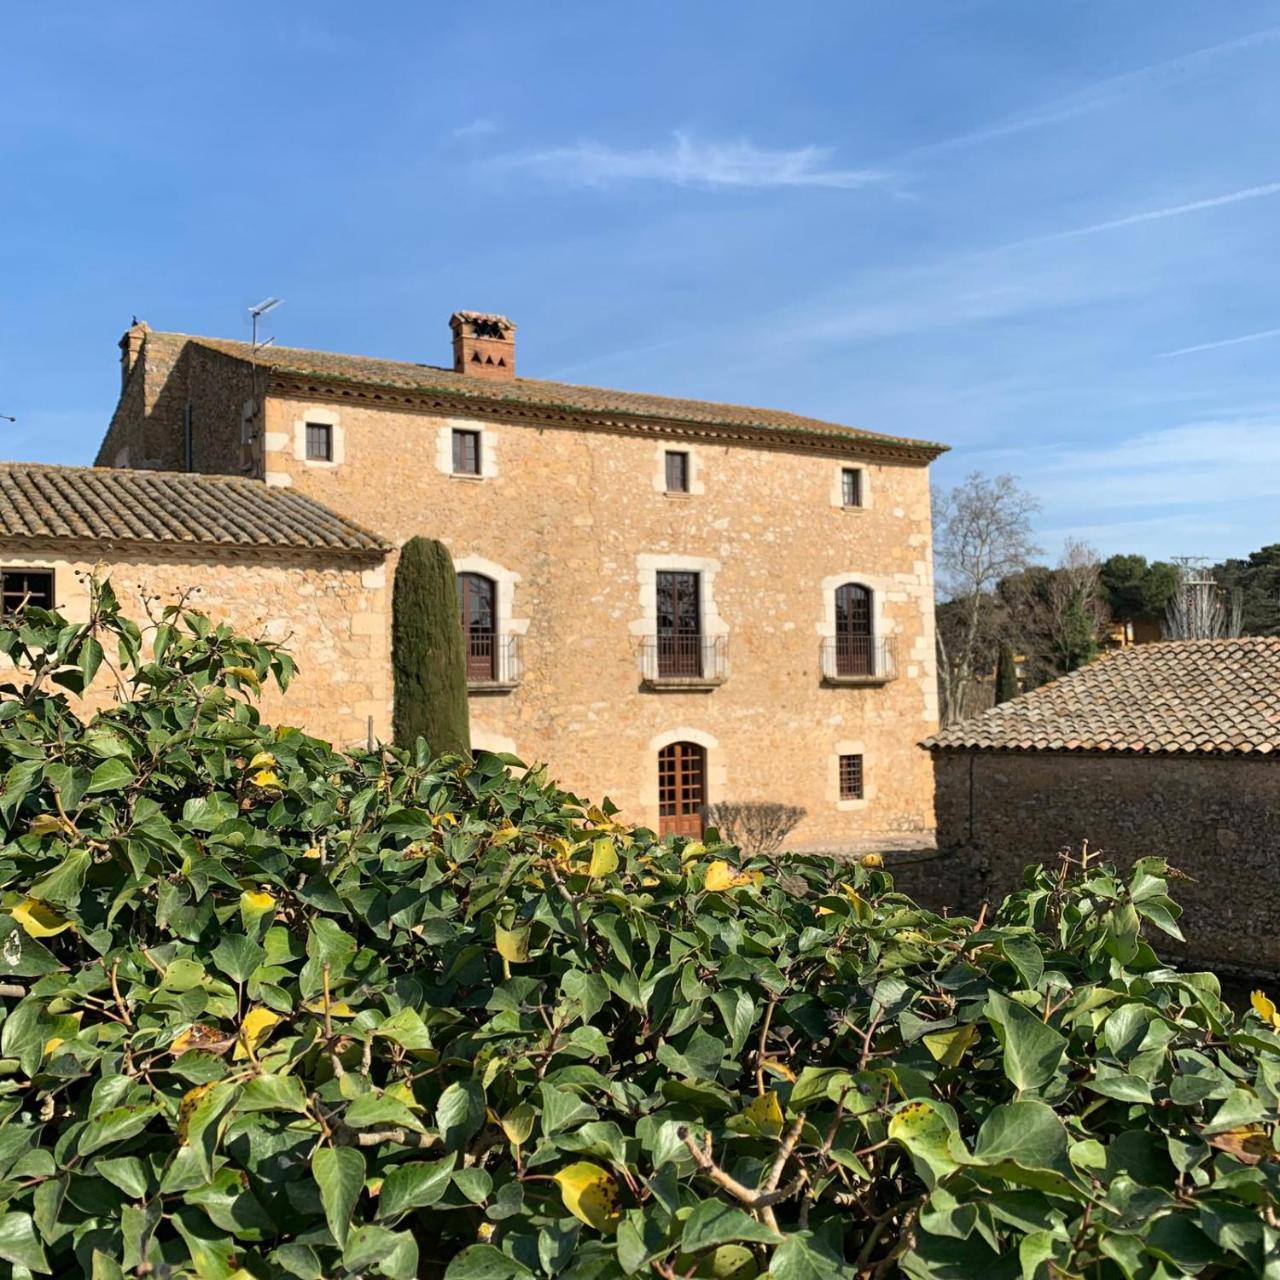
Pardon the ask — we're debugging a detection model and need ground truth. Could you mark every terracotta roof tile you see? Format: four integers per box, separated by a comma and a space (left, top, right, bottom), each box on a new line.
150, 331, 947, 458
923, 638, 1280, 757
0, 464, 388, 556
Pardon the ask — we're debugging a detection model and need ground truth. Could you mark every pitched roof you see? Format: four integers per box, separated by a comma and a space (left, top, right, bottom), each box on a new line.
148, 331, 946, 460
0, 464, 388, 557
924, 638, 1280, 757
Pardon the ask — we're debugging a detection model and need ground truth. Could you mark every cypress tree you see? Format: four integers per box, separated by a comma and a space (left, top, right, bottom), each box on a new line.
994, 642, 1019, 704
392, 537, 471, 758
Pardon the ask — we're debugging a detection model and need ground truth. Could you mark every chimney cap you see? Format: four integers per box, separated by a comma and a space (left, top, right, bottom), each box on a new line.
450, 311, 515, 337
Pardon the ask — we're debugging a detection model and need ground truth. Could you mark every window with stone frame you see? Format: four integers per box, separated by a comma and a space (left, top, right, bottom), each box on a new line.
305, 423, 334, 462
839, 753, 864, 800
841, 467, 863, 508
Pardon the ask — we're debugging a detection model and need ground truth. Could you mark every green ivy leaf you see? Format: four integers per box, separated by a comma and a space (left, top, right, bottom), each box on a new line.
312, 1146, 365, 1248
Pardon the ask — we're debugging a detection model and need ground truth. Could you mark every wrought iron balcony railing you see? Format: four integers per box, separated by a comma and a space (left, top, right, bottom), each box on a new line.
465, 633, 523, 689
819, 635, 897, 683
638, 634, 728, 687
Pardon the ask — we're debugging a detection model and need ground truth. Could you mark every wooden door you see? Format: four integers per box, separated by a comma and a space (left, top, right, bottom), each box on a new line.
658, 742, 706, 839
458, 573, 496, 681
656, 571, 702, 677
835, 584, 873, 676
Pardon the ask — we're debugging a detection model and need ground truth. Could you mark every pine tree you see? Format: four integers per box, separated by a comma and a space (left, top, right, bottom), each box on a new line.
392, 537, 471, 758
994, 642, 1019, 704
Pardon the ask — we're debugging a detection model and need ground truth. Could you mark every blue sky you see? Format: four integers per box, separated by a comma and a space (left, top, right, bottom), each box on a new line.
4, 3, 1280, 563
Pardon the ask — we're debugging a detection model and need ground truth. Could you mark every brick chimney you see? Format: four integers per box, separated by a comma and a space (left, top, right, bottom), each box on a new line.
450, 311, 515, 380
119, 319, 150, 391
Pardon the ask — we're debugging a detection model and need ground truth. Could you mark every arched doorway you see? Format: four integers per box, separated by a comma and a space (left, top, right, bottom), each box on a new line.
457, 572, 497, 681
834, 583, 873, 676
658, 741, 706, 838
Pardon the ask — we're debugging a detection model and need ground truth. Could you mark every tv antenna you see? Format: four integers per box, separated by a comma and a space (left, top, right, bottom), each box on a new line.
248, 297, 282, 351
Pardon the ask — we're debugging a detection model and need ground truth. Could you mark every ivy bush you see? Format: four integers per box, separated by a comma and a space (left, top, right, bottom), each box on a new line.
0, 581, 1276, 1279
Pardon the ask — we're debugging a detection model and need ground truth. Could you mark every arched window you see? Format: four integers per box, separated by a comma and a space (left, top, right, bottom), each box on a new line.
834, 583, 873, 676
457, 572, 497, 681
658, 741, 706, 838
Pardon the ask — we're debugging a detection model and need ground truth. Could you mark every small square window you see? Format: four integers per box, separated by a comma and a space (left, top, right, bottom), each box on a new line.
1, 569, 54, 615
305, 423, 333, 462
453, 429, 481, 476
665, 450, 690, 493
841, 468, 863, 508
839, 753, 864, 801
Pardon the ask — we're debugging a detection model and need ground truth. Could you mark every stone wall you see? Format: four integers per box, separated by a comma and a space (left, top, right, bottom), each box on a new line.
0, 545, 388, 749
96, 336, 252, 475
258, 390, 940, 846
920, 749, 1280, 973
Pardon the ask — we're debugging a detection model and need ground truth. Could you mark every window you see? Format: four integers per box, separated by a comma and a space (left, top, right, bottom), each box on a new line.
305, 423, 333, 462
457, 572, 497, 681
839, 753, 864, 801
665, 450, 690, 493
656, 570, 702, 677
452, 429, 481, 476
1, 569, 54, 615
841, 468, 863, 508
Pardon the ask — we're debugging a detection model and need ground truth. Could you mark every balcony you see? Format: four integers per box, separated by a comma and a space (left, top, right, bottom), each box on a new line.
820, 635, 897, 686
638, 634, 728, 690
465, 633, 523, 692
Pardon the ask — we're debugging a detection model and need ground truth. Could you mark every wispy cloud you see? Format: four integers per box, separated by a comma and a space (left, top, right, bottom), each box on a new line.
490, 132, 884, 190
1158, 326, 1280, 358
912, 24, 1280, 156
452, 117, 499, 142
1001, 181, 1280, 250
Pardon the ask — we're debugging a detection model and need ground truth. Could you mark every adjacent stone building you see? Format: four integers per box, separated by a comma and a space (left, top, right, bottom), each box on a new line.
923, 638, 1280, 971
0, 464, 389, 744
25, 309, 949, 847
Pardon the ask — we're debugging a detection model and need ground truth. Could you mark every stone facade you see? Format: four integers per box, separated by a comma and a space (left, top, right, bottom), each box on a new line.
93, 318, 943, 848
0, 546, 388, 747
922, 749, 1280, 973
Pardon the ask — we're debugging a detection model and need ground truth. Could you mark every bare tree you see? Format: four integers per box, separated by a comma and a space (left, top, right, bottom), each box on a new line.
706, 802, 806, 857
933, 473, 1040, 723
1163, 558, 1243, 640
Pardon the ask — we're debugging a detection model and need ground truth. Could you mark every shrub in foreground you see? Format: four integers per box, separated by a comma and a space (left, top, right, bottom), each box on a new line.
0, 583, 1276, 1278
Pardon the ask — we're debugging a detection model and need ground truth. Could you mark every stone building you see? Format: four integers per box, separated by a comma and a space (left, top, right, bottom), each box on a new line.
28, 309, 948, 848
0, 463, 389, 744
923, 638, 1280, 971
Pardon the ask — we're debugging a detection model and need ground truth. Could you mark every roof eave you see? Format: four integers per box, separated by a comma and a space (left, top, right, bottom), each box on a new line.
262, 366, 950, 464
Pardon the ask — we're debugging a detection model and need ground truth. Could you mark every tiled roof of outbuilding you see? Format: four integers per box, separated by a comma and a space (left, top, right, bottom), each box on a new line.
0, 464, 388, 556
147, 331, 947, 459
924, 638, 1280, 757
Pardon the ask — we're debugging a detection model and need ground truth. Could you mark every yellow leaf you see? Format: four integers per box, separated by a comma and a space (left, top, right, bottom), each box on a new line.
302, 846, 323, 859
495, 925, 531, 964
248, 751, 276, 769
588, 838, 618, 878
226, 666, 261, 688
741, 1090, 784, 1136
680, 840, 707, 864
177, 1082, 214, 1142
172, 1024, 230, 1055
11, 898, 72, 938
234, 1007, 283, 1060
385, 1080, 421, 1110
704, 861, 760, 892
553, 1161, 621, 1233
44, 1037, 65, 1057
760, 1058, 797, 1083
923, 1023, 979, 1068
490, 822, 521, 847
501, 1102, 536, 1146
859, 853, 884, 869
251, 769, 282, 789
26, 814, 65, 838
1251, 990, 1280, 1028
303, 998, 357, 1018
